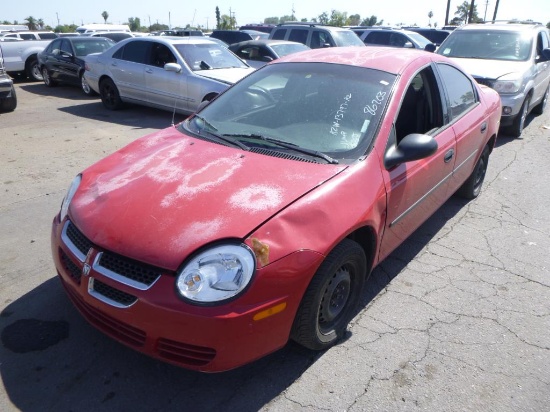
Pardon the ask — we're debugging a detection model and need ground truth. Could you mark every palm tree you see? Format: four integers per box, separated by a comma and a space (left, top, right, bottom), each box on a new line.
101, 11, 109, 24
25, 16, 37, 30
37, 18, 44, 29
428, 10, 433, 27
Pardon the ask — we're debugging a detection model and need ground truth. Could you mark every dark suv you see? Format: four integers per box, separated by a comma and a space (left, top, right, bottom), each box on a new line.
0, 45, 17, 112
269, 22, 364, 49
354, 27, 436, 51
437, 21, 550, 136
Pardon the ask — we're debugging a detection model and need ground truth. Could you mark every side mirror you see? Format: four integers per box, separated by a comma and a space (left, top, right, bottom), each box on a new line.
322, 42, 332, 48
165, 62, 182, 73
384, 133, 438, 169
404, 41, 414, 48
61, 52, 73, 59
424, 43, 436, 53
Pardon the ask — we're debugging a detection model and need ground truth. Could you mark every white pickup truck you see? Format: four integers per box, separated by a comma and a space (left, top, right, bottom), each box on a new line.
0, 39, 51, 81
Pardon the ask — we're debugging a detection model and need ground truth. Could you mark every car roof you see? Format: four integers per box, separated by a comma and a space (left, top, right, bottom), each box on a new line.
230, 39, 307, 48
457, 22, 544, 32
116, 36, 221, 46
272, 46, 448, 75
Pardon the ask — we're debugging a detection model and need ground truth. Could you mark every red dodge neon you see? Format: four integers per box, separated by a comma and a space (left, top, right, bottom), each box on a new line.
51, 47, 501, 372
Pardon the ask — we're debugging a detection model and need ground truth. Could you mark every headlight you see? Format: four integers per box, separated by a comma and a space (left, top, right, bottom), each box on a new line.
176, 244, 256, 304
60, 174, 81, 221
492, 75, 523, 94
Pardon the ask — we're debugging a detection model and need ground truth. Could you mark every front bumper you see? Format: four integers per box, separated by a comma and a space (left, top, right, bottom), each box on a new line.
0, 74, 14, 98
51, 216, 323, 372
499, 92, 526, 126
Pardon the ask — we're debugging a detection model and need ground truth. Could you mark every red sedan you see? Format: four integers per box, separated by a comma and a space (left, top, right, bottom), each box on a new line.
51, 47, 501, 372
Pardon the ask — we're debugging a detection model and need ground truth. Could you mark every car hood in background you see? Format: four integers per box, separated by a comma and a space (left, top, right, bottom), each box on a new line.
448, 57, 530, 80
197, 67, 255, 84
69, 126, 346, 270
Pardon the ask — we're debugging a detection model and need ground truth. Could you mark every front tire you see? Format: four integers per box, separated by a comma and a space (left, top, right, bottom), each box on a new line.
456, 145, 490, 199
42, 68, 57, 87
509, 95, 530, 137
0, 85, 17, 113
532, 84, 549, 115
291, 238, 366, 351
80, 73, 96, 96
99, 78, 123, 110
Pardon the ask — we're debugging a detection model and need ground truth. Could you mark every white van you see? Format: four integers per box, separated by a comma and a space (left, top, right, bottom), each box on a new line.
76, 24, 131, 34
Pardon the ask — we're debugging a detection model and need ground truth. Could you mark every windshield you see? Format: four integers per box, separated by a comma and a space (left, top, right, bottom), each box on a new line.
438, 30, 532, 61
333, 31, 366, 47
182, 62, 396, 163
175, 43, 249, 70
271, 43, 310, 57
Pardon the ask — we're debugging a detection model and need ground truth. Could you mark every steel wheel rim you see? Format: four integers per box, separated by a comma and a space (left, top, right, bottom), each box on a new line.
318, 268, 351, 333
81, 76, 91, 94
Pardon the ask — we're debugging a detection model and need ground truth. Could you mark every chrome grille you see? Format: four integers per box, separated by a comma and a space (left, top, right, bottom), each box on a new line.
97, 251, 163, 287
90, 278, 138, 307
65, 221, 93, 258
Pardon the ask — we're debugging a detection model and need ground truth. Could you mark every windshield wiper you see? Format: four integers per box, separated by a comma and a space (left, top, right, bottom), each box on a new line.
191, 116, 250, 150
224, 133, 339, 164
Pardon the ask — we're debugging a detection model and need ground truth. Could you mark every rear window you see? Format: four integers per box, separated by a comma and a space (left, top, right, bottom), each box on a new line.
38, 33, 58, 40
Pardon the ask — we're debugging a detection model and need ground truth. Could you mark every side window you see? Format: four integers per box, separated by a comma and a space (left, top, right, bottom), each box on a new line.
537, 31, 549, 56
271, 29, 287, 40
311, 31, 334, 48
46, 39, 61, 54
365, 32, 392, 45
437, 63, 477, 119
60, 39, 72, 55
121, 41, 149, 64
395, 67, 444, 143
149, 43, 176, 67
20, 33, 34, 40
389, 33, 406, 47
288, 29, 308, 45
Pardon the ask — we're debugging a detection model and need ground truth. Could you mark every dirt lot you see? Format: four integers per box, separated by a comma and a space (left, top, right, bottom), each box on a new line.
1, 80, 550, 411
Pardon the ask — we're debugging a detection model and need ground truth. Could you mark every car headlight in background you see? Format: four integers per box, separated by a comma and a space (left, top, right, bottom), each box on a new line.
60, 174, 81, 221
176, 244, 256, 304
492, 73, 523, 94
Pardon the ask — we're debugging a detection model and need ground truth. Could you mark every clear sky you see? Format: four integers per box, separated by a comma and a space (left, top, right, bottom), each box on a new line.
3, 0, 549, 30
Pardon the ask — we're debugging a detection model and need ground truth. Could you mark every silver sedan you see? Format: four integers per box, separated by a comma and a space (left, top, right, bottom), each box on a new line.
84, 36, 255, 114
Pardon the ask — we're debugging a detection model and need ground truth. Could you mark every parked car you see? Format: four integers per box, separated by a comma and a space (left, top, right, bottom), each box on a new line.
209, 29, 266, 45
1, 38, 52, 81
38, 36, 115, 95
83, 31, 134, 42
83, 36, 255, 114
401, 27, 452, 45
269, 22, 365, 49
228, 39, 309, 68
0, 30, 58, 41
52, 46, 501, 372
0, 45, 17, 112
437, 21, 550, 136
239, 24, 275, 34
355, 27, 436, 51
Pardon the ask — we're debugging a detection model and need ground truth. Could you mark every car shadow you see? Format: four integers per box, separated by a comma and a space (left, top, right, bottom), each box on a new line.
0, 195, 469, 411
495, 113, 537, 145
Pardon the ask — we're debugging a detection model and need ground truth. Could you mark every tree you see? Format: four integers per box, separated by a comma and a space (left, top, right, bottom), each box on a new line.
25, 16, 37, 30
328, 10, 347, 27
218, 14, 236, 29
37, 18, 44, 29
347, 14, 361, 26
428, 10, 433, 27
360, 15, 382, 26
101, 11, 109, 24
279, 15, 294, 23
454, 1, 482, 24
127, 17, 141, 32
318, 12, 329, 25
264, 17, 279, 24
215, 7, 221, 29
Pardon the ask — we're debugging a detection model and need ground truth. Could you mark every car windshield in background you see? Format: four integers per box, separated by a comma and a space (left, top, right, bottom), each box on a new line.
182, 62, 396, 163
407, 32, 433, 48
438, 30, 532, 61
270, 43, 309, 58
174, 43, 249, 70
72, 39, 115, 57
333, 30, 366, 47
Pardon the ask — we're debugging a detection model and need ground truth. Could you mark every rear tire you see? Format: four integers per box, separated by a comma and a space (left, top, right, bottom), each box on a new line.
0, 85, 17, 113
456, 145, 490, 199
99, 78, 123, 110
291, 238, 366, 351
26, 57, 43, 82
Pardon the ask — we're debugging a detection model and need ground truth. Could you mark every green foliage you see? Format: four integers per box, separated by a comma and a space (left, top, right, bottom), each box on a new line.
318, 12, 329, 25
360, 15, 383, 26
215, 6, 221, 29
127, 17, 141, 32
264, 17, 279, 24
279, 15, 294, 23
54, 24, 78, 33
218, 14, 236, 29
101, 11, 109, 24
454, 1, 482, 24
149, 23, 169, 32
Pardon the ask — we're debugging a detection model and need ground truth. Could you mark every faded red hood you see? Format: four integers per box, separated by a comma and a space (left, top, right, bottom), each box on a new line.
70, 126, 346, 270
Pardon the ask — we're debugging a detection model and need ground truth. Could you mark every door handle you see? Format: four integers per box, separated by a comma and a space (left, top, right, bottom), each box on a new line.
444, 149, 454, 163
480, 122, 487, 133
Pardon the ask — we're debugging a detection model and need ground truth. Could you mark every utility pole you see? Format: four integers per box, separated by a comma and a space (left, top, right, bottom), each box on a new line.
56, 12, 60, 26
492, 0, 500, 21
483, 0, 489, 21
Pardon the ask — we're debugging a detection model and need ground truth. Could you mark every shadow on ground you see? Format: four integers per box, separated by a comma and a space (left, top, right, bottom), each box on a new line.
0, 194, 469, 411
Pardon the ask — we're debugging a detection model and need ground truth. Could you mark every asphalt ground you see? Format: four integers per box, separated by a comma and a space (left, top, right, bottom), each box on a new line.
1, 79, 549, 412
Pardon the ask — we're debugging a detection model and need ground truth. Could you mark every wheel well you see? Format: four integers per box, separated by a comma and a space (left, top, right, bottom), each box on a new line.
345, 226, 377, 278
202, 92, 218, 102
25, 54, 38, 68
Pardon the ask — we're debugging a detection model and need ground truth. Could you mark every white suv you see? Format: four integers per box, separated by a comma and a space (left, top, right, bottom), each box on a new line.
437, 21, 550, 137
269, 22, 365, 49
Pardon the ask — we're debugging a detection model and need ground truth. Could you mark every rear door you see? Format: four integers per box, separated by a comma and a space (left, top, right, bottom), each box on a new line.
110, 40, 149, 102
